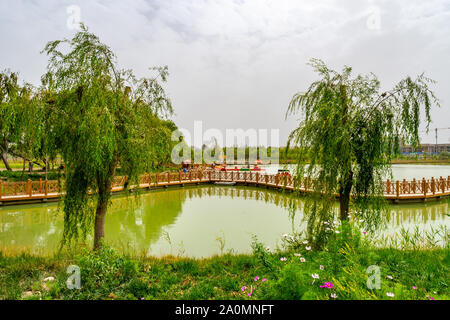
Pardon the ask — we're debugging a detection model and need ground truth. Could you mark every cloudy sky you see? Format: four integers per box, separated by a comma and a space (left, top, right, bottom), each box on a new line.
1, 0, 449, 146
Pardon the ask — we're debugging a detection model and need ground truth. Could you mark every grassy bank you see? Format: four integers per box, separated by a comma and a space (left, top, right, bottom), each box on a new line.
1, 228, 448, 300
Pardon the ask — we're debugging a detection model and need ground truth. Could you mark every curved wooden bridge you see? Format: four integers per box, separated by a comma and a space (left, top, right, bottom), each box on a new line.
0, 171, 449, 206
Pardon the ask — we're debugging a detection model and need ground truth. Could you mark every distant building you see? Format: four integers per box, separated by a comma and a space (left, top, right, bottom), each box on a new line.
400, 143, 450, 155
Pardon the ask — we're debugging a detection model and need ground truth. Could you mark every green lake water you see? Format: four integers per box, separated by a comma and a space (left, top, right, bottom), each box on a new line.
0, 184, 448, 257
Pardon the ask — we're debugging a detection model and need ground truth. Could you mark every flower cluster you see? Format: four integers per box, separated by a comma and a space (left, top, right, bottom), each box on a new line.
240, 276, 267, 297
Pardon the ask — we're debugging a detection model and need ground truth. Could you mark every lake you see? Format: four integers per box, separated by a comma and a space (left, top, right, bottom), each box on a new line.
1, 182, 448, 257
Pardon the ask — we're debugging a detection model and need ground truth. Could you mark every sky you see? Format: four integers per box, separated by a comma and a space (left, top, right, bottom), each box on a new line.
1, 0, 449, 146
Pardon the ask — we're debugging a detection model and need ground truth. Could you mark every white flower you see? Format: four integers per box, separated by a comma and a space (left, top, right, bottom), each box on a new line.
359, 219, 364, 223
305, 246, 311, 251
300, 257, 306, 263
312, 274, 319, 279
335, 230, 340, 234
303, 240, 308, 244
326, 227, 331, 231
282, 234, 289, 238
320, 265, 324, 270
386, 292, 395, 298
324, 221, 329, 225
294, 253, 302, 257
280, 257, 287, 261
43, 277, 55, 282
330, 293, 337, 299
386, 275, 393, 280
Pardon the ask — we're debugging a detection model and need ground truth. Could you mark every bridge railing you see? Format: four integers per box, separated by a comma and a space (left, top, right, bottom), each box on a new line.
0, 172, 449, 201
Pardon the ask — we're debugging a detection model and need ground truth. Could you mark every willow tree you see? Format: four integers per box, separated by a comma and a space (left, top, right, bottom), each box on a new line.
287, 59, 439, 246
42, 25, 173, 249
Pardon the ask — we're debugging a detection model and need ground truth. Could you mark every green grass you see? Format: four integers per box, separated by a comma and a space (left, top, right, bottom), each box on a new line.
0, 226, 448, 300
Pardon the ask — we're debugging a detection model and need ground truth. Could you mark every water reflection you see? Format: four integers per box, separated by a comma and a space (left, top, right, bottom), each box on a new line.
0, 186, 448, 257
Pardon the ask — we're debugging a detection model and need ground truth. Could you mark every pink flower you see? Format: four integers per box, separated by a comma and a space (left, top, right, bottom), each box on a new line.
330, 293, 338, 299
363, 231, 367, 235
248, 291, 253, 297
280, 257, 287, 261
241, 286, 247, 292
427, 296, 435, 300
412, 286, 417, 290
320, 282, 334, 289
262, 278, 267, 282
254, 276, 260, 281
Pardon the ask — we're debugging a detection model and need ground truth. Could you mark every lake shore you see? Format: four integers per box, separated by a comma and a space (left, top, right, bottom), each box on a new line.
1, 236, 448, 300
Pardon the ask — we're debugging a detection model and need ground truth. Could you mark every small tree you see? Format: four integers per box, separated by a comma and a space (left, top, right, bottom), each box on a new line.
287, 59, 439, 247
42, 25, 173, 249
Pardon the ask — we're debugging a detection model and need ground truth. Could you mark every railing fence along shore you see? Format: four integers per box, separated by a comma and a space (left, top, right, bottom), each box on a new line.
0, 171, 449, 205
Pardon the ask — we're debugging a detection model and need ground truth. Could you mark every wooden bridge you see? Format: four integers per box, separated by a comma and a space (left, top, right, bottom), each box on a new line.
0, 171, 449, 206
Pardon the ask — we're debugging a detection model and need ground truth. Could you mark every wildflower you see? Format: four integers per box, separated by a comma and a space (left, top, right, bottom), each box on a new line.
324, 221, 329, 225
282, 234, 289, 238
312, 274, 319, 279
262, 278, 267, 282
386, 275, 393, 280
241, 286, 247, 292
320, 265, 324, 270
363, 231, 367, 235
303, 240, 308, 244
386, 292, 394, 298
427, 296, 435, 300
305, 246, 311, 251
359, 219, 364, 223
412, 286, 417, 290
335, 230, 340, 234
254, 276, 260, 281
320, 282, 334, 289
248, 291, 253, 297
300, 257, 306, 263
280, 257, 287, 262
294, 253, 302, 257
330, 293, 338, 299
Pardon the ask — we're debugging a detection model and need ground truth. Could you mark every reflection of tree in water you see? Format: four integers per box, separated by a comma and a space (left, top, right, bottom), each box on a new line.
0, 205, 63, 253
105, 190, 186, 252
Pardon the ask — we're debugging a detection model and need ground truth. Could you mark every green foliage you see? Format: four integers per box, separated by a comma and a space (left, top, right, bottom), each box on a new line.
0, 170, 60, 181
41, 24, 173, 247
0, 70, 44, 170
286, 59, 440, 248
63, 246, 139, 299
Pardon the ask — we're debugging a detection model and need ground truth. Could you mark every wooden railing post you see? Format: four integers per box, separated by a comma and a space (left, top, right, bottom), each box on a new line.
45, 180, 48, 196
396, 180, 399, 198
0, 180, 2, 200
412, 178, 416, 194
27, 179, 32, 197
386, 179, 391, 194
431, 177, 436, 194
422, 178, 426, 197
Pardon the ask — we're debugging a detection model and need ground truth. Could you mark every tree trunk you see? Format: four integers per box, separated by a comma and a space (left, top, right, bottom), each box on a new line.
339, 170, 353, 221
93, 194, 108, 250
93, 166, 115, 250
28, 161, 34, 173
1, 150, 11, 171
21, 158, 26, 181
